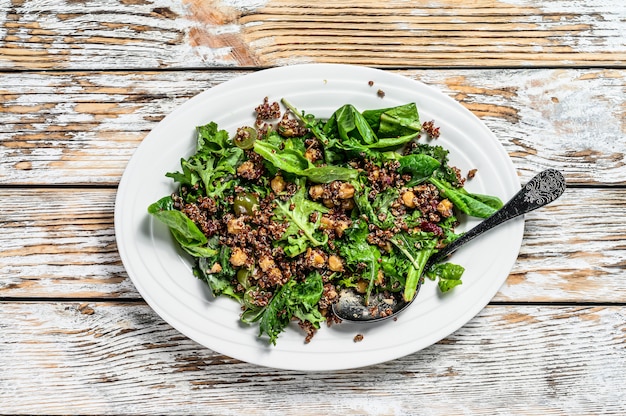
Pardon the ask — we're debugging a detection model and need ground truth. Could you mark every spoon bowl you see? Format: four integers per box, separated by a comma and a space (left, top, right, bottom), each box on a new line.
332, 169, 566, 323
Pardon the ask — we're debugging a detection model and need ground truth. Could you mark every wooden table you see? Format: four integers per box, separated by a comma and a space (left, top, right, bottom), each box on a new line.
1, 1, 625, 414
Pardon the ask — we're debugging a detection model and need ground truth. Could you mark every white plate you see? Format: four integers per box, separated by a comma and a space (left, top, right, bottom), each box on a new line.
115, 64, 523, 371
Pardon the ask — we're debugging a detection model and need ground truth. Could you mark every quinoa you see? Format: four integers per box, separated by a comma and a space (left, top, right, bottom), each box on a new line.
422, 120, 440, 139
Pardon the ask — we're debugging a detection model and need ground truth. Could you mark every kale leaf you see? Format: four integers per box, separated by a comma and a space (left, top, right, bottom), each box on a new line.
254, 272, 325, 345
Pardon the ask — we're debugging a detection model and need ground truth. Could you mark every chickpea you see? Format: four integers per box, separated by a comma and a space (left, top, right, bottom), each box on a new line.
209, 262, 222, 274
338, 182, 355, 199
258, 255, 275, 272
270, 175, 286, 193
402, 190, 416, 208
309, 184, 324, 200
325, 285, 338, 300
436, 198, 454, 218
306, 248, 326, 268
304, 148, 320, 162
340, 198, 355, 211
334, 220, 350, 237
320, 215, 334, 229
267, 267, 283, 282
328, 255, 344, 272
382, 241, 393, 253
229, 247, 247, 267
322, 198, 335, 208
376, 269, 385, 285
236, 160, 255, 177
355, 280, 368, 294
227, 217, 245, 234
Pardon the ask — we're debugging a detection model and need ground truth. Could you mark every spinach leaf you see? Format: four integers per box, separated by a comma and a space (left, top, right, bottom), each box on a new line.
300, 165, 360, 183
459, 191, 503, 210
331, 104, 378, 145
427, 263, 465, 292
253, 140, 359, 183
398, 153, 441, 186
326, 103, 420, 150
148, 196, 217, 258
362, 103, 421, 138
429, 177, 498, 219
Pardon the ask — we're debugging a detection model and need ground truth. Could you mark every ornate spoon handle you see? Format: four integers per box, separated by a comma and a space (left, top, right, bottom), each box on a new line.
427, 169, 566, 267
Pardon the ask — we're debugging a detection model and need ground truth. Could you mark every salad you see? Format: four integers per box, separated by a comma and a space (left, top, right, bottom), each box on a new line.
148, 97, 503, 345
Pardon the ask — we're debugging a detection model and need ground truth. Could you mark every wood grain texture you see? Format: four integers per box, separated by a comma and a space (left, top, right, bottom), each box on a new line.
1, 69, 624, 186
0, 302, 623, 415
1, 0, 625, 70
1, 187, 624, 302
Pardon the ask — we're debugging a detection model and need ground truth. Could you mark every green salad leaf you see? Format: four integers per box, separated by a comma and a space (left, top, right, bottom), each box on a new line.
252, 272, 325, 345
253, 139, 359, 183
337, 220, 381, 304
148, 196, 217, 258
273, 179, 329, 256
427, 263, 465, 292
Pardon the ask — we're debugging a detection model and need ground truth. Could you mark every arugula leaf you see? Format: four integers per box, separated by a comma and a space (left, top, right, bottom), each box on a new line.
380, 254, 409, 291
254, 140, 310, 173
147, 196, 217, 258
196, 122, 231, 156
389, 232, 437, 301
407, 142, 463, 186
273, 179, 329, 254
166, 121, 244, 204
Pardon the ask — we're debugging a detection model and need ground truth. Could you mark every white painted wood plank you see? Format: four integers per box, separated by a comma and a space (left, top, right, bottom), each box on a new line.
0, 302, 623, 415
1, 69, 624, 185
1, 0, 624, 69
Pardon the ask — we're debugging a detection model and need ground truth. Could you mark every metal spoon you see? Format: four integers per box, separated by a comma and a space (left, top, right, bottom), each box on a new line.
332, 169, 566, 323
